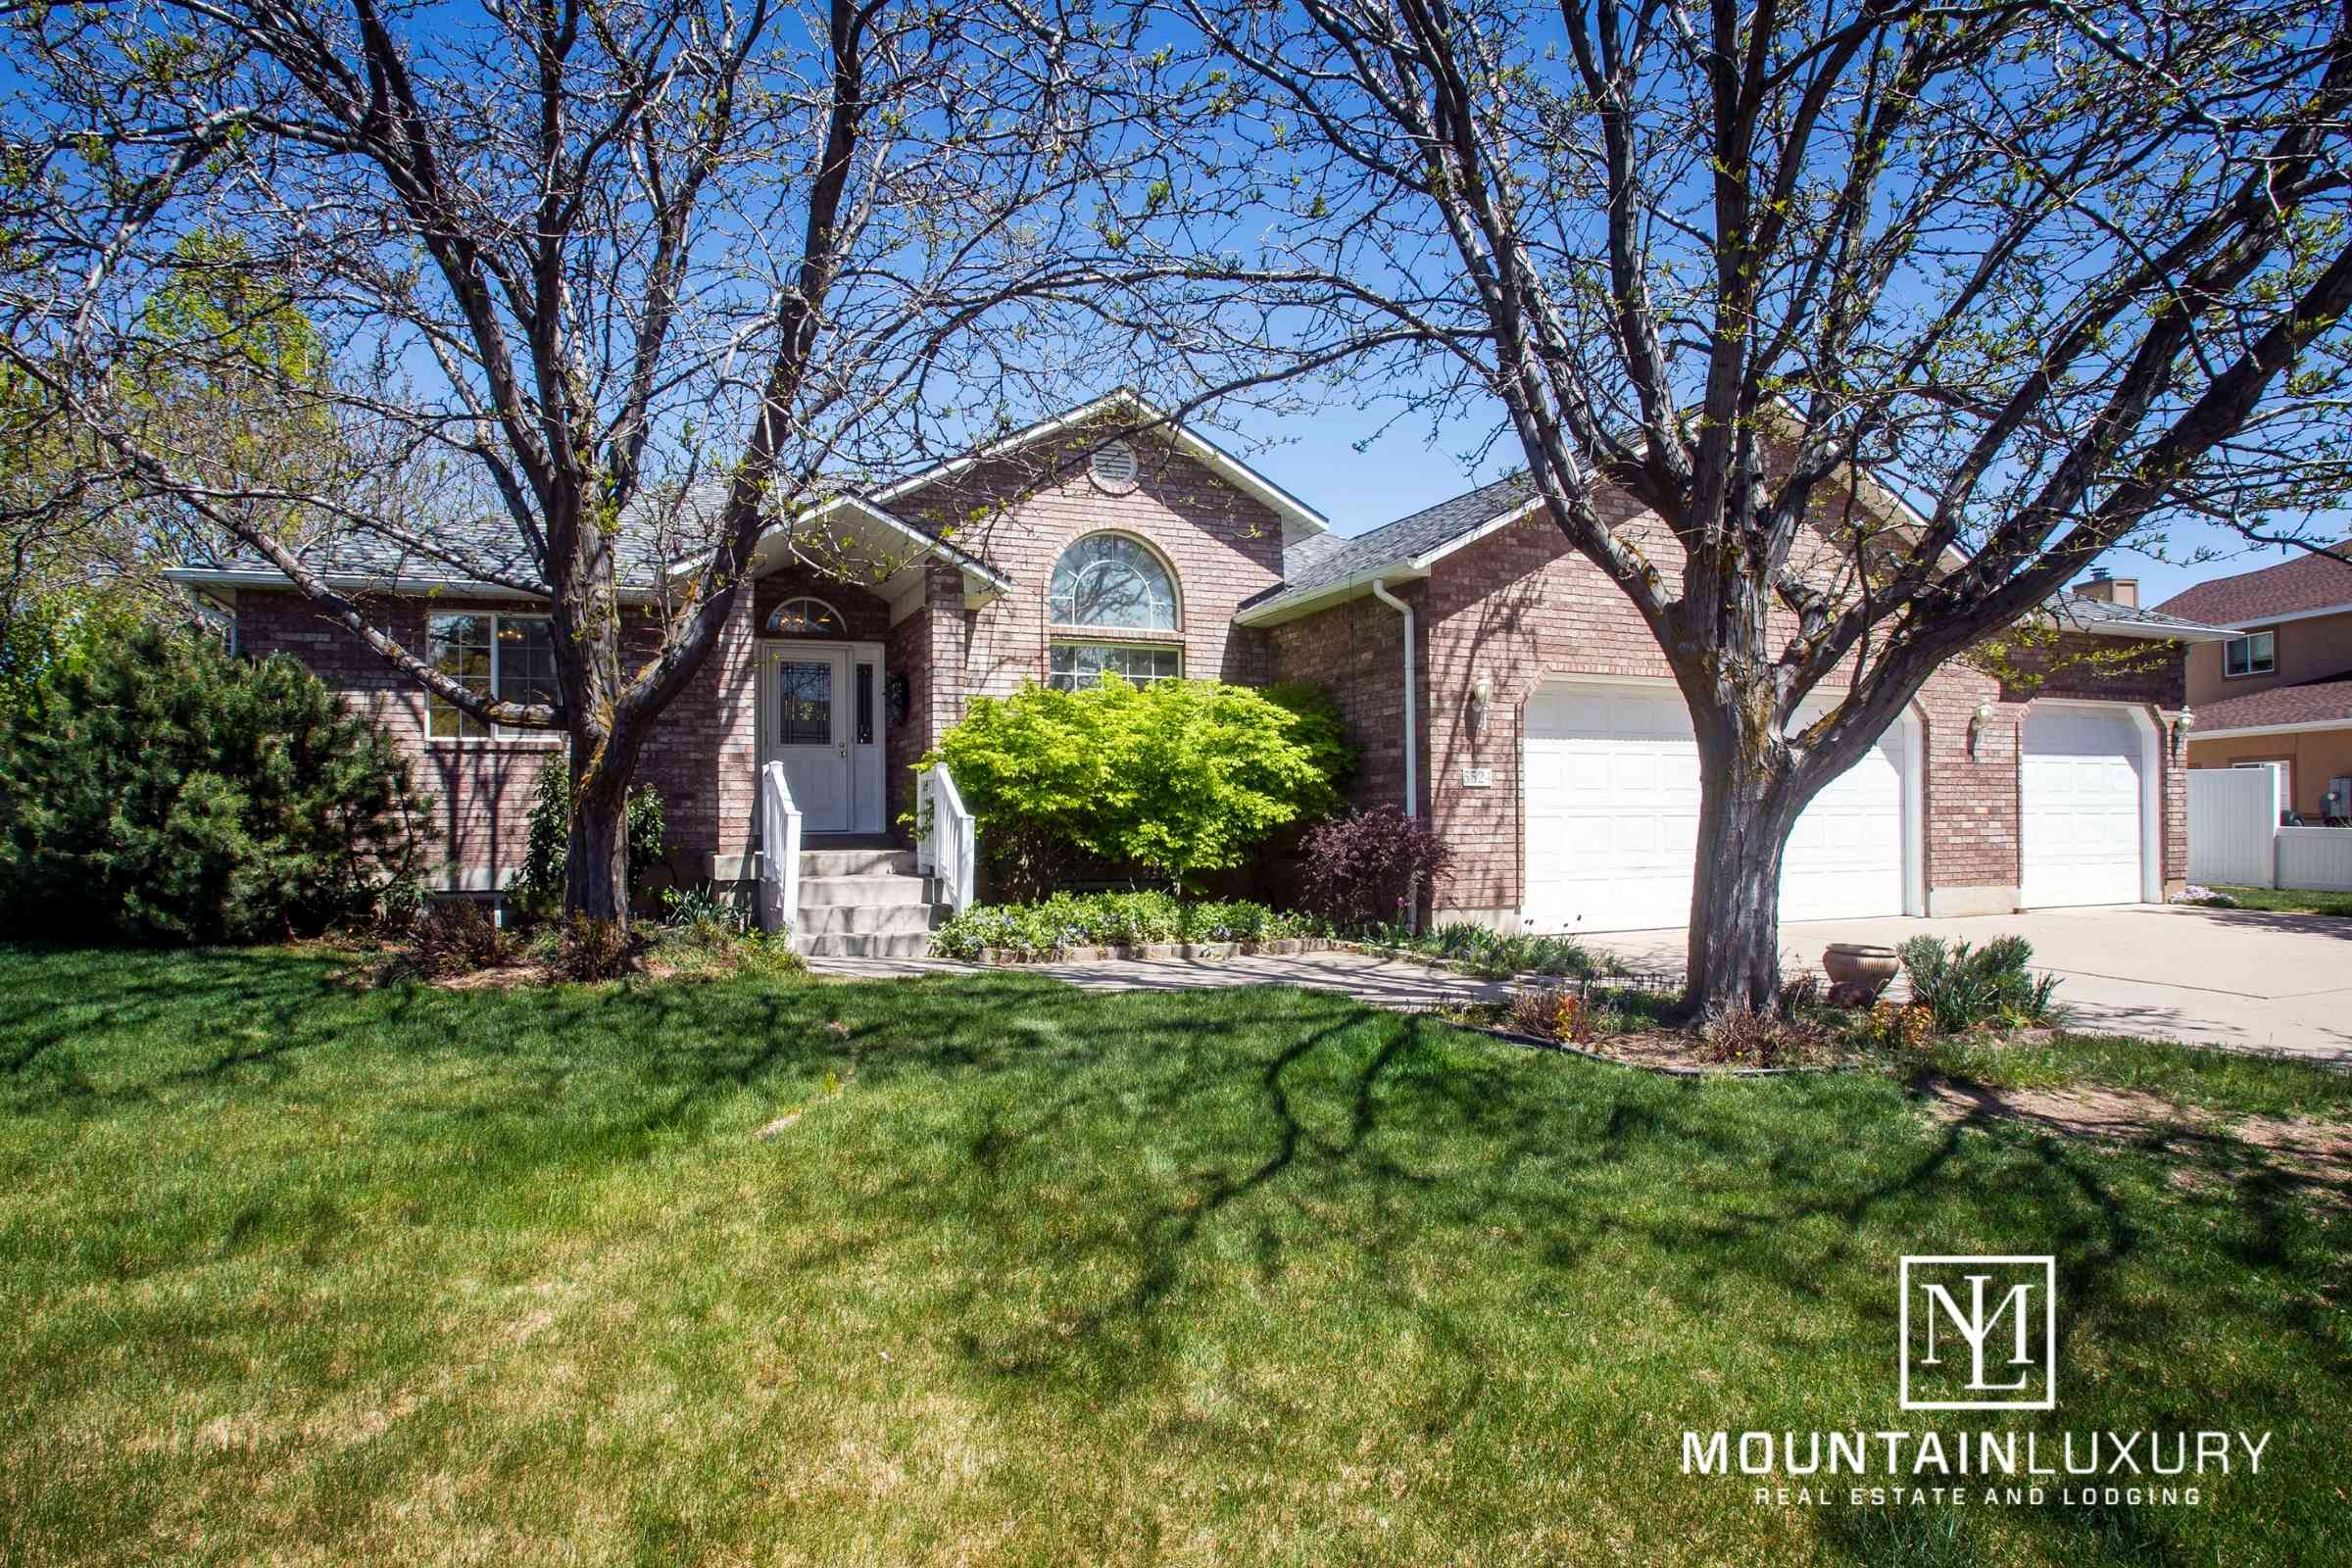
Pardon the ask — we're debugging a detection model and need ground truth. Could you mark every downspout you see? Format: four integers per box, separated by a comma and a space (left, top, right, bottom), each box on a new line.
1370, 577, 1420, 933
1369, 577, 1418, 818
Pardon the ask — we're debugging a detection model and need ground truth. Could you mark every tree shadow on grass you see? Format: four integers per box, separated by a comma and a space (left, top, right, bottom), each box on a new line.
5, 946, 2344, 1565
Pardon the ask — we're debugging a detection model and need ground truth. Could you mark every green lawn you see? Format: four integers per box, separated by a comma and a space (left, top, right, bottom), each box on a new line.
2, 946, 2348, 1567
2206, 885, 2352, 918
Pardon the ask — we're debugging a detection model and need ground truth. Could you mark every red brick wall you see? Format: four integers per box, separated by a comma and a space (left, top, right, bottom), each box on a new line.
1264, 586, 1426, 821
231, 428, 1310, 885
890, 426, 1292, 714
236, 586, 776, 887
235, 589, 564, 888
1269, 498, 2190, 926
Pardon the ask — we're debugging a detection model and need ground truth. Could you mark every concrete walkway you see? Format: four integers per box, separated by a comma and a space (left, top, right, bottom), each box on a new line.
1591, 905, 2352, 1064
808, 905, 2352, 1064
806, 947, 1514, 1009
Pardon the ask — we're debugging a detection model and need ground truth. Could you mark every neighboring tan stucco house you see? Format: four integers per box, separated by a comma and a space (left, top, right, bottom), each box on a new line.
166, 392, 2230, 954
2153, 547, 2352, 823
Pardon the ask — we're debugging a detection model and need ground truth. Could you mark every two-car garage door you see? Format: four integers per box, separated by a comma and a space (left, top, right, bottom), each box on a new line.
1521, 682, 2150, 933
1522, 683, 1911, 933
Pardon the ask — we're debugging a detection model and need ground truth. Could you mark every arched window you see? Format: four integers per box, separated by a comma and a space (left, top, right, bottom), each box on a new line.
1049, 534, 1177, 631
1048, 534, 1182, 690
765, 596, 844, 636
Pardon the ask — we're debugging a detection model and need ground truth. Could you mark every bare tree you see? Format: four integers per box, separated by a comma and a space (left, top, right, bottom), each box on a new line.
0, 0, 1269, 920
1153, 0, 2352, 1010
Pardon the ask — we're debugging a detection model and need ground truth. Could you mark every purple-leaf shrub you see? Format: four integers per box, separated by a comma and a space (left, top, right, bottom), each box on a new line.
1297, 807, 1449, 932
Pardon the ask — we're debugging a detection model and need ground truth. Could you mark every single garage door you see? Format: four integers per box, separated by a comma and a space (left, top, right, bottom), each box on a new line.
1522, 683, 1909, 933
2021, 706, 2145, 907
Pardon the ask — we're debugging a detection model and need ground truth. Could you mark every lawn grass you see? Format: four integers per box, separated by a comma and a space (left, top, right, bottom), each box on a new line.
1913, 1030, 2352, 1120
2205, 885, 2352, 918
2, 944, 2348, 1566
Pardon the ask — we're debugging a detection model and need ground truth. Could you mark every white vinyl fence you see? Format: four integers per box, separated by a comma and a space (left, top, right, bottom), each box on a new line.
2187, 768, 2278, 886
2279, 827, 2352, 891
2188, 767, 2352, 890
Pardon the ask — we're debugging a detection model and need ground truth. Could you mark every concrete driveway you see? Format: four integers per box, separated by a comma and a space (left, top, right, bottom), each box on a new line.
1590, 905, 2352, 1064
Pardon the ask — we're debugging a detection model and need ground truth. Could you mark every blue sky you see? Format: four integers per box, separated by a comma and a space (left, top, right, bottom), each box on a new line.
1217, 395, 2326, 613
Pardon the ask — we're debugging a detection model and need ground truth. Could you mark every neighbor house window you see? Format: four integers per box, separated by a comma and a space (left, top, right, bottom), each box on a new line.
1048, 533, 1180, 689
2223, 630, 2276, 677
1049, 642, 1182, 691
426, 612, 556, 740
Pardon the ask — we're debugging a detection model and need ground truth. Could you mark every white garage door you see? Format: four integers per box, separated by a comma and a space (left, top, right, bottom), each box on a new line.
1522, 683, 1909, 933
2021, 707, 2145, 907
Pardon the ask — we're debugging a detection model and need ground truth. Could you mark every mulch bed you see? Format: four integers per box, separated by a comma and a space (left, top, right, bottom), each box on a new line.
1442, 1016, 1869, 1077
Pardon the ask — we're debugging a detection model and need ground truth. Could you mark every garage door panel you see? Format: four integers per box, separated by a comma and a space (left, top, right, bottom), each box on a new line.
1524, 684, 1908, 933
2021, 708, 2143, 907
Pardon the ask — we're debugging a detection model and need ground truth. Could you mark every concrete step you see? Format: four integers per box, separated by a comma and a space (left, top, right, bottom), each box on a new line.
797, 873, 935, 907
794, 902, 944, 937
800, 847, 915, 878
799, 930, 939, 959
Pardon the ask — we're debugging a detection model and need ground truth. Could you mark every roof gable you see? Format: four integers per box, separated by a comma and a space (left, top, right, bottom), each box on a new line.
872, 389, 1328, 542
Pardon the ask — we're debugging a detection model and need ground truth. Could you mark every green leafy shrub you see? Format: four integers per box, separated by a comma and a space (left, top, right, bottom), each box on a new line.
1258, 682, 1357, 799
507, 763, 669, 922
916, 677, 1351, 900
1395, 920, 1604, 980
1895, 935, 2064, 1035
651, 914, 806, 981
929, 890, 1315, 960
661, 881, 751, 936
0, 623, 427, 943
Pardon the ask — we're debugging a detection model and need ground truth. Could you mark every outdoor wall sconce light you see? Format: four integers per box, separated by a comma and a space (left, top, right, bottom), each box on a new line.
2171, 708, 2195, 760
1469, 672, 1494, 734
1968, 700, 1997, 758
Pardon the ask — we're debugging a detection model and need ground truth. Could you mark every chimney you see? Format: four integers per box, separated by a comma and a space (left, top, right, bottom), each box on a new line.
2074, 565, 2138, 608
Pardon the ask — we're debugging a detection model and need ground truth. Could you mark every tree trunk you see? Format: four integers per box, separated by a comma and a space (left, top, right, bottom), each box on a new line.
1682, 702, 1807, 1018
565, 745, 631, 925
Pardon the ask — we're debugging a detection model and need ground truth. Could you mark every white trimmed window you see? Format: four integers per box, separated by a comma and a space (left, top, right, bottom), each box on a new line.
1049, 641, 1182, 691
1048, 533, 1181, 689
2223, 630, 2276, 678
1050, 533, 1177, 631
426, 612, 558, 740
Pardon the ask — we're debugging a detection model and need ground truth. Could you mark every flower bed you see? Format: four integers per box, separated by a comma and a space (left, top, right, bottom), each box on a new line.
929, 891, 1323, 962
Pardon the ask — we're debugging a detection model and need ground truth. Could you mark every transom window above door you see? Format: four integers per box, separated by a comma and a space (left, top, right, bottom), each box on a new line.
766, 596, 844, 636
1049, 533, 1177, 631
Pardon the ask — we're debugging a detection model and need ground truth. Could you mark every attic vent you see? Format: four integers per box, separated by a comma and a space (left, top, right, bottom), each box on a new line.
1089, 439, 1139, 494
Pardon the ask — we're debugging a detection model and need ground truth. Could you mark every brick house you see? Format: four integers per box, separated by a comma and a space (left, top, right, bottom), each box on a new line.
169, 392, 2230, 952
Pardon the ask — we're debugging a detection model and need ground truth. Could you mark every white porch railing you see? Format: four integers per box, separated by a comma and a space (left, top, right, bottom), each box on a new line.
915, 760, 977, 914
758, 760, 804, 935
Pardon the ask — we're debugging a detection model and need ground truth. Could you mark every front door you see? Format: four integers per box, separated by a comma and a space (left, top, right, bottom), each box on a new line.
770, 646, 854, 833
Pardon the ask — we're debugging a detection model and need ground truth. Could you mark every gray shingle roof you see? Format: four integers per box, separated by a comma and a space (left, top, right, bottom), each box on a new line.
2046, 592, 2234, 640
182, 480, 965, 594
1248, 475, 1538, 616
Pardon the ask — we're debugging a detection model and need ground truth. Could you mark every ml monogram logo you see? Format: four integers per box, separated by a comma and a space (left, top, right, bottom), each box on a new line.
1898, 1255, 2057, 1411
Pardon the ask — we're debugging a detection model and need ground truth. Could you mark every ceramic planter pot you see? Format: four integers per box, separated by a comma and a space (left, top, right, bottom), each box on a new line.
1821, 943, 1900, 996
